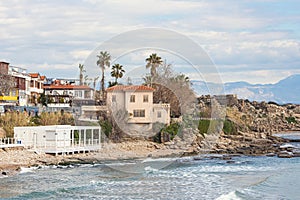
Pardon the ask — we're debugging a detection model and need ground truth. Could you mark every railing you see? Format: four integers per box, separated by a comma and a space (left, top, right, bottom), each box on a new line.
0, 137, 22, 148
0, 137, 16, 145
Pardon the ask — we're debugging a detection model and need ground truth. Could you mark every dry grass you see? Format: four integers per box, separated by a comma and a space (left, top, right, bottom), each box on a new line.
0, 111, 75, 137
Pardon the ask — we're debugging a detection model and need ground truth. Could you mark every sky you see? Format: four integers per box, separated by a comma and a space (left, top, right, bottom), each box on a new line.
0, 0, 299, 84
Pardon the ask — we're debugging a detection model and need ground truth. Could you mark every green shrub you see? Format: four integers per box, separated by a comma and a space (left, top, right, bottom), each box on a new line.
161, 122, 180, 140
223, 119, 238, 135
198, 119, 210, 135
198, 119, 221, 135
286, 116, 297, 124
99, 120, 112, 138
153, 122, 181, 143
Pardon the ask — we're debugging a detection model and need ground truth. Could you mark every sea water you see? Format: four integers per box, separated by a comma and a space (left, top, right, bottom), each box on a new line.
0, 155, 300, 200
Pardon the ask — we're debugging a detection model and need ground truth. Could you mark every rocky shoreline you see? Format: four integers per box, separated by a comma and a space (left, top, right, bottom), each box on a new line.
0, 140, 193, 177
1, 96, 300, 177
2, 131, 298, 178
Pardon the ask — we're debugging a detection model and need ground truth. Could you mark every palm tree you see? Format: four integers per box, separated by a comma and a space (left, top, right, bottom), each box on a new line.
84, 75, 91, 86
142, 75, 153, 86
96, 51, 111, 100
145, 53, 163, 77
111, 63, 125, 84
93, 76, 99, 93
78, 63, 85, 86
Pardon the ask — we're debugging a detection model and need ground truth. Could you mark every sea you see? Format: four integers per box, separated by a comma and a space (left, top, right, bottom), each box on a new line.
1, 134, 300, 200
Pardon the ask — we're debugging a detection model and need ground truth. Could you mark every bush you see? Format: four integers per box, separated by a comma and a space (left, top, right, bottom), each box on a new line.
0, 111, 30, 137
198, 119, 210, 135
223, 119, 238, 135
286, 116, 297, 124
198, 119, 221, 135
0, 111, 75, 137
153, 122, 180, 143
99, 120, 112, 138
161, 122, 180, 140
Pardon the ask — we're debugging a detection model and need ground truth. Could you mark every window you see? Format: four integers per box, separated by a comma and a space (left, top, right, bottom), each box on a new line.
143, 95, 149, 102
130, 95, 135, 102
75, 91, 82, 98
11, 89, 17, 96
112, 95, 116, 102
157, 111, 162, 118
133, 109, 145, 117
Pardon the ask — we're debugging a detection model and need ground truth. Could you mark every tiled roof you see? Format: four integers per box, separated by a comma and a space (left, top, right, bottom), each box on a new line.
106, 85, 155, 92
29, 73, 40, 78
40, 75, 46, 80
43, 85, 92, 90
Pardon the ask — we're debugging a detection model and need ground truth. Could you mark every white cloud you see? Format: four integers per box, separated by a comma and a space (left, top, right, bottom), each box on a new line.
0, 0, 299, 84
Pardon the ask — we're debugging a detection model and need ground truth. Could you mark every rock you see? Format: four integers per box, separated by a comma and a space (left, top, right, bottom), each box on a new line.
278, 151, 293, 158
266, 153, 276, 157
226, 160, 235, 164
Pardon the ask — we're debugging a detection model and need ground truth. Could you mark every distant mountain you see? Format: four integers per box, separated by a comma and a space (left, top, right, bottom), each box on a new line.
192, 74, 300, 104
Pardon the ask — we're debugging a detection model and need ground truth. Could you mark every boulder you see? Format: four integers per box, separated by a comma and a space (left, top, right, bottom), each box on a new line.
277, 151, 293, 158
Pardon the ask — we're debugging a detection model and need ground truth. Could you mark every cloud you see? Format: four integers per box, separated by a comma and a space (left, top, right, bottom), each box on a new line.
0, 0, 299, 84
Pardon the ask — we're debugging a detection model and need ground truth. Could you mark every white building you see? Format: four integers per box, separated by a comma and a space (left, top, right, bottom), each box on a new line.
14, 125, 101, 155
43, 82, 94, 109
9, 66, 31, 106
106, 85, 170, 134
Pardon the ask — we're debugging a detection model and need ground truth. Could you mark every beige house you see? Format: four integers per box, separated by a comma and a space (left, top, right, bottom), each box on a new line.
106, 85, 170, 135
28, 73, 44, 105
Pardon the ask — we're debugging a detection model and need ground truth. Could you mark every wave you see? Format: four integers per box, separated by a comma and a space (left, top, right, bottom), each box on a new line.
216, 191, 243, 200
19, 166, 39, 174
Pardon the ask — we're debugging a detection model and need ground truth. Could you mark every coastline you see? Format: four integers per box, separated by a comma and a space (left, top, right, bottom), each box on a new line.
0, 140, 192, 177
1, 132, 295, 177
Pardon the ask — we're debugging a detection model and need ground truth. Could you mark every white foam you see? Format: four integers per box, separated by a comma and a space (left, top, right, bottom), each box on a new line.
19, 166, 38, 174
141, 157, 179, 163
144, 166, 159, 173
216, 191, 242, 200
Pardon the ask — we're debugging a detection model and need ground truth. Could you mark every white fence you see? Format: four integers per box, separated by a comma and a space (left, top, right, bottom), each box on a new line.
0, 137, 23, 148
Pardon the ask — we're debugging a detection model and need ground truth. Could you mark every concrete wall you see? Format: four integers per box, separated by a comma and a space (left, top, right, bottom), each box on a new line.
153, 103, 170, 125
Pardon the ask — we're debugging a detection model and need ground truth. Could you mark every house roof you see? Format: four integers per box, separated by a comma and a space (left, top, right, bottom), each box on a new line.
29, 73, 40, 78
43, 85, 92, 90
106, 85, 155, 92
40, 75, 46, 80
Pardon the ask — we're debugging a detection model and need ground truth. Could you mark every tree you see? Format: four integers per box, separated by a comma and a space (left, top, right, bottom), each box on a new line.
96, 51, 111, 100
92, 76, 99, 90
39, 91, 48, 106
78, 63, 86, 86
92, 76, 99, 95
111, 63, 125, 84
0, 74, 15, 96
143, 61, 195, 117
84, 75, 91, 86
145, 53, 163, 77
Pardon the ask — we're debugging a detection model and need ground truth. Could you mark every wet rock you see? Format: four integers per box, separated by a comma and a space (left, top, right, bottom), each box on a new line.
278, 151, 293, 158
266, 153, 276, 157
226, 160, 235, 164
